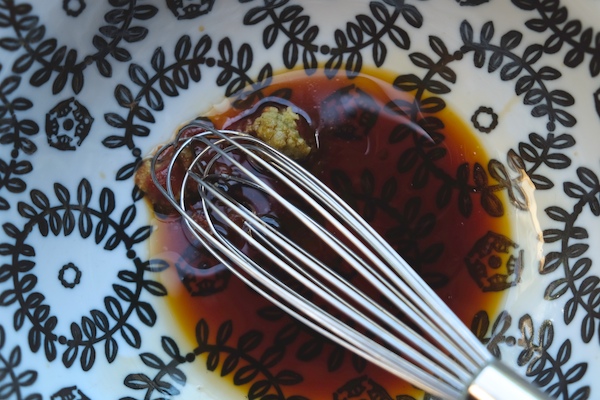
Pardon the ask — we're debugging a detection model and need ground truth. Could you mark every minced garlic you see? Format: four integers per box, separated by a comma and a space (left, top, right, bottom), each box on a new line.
247, 106, 311, 160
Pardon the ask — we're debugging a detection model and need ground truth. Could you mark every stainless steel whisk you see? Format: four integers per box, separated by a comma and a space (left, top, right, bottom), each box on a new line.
150, 122, 551, 400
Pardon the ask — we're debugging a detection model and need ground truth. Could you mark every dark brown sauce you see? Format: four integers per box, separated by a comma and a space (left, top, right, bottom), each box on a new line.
150, 68, 511, 398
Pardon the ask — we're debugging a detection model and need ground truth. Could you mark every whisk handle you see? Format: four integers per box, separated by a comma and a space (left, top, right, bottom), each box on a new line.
466, 360, 552, 400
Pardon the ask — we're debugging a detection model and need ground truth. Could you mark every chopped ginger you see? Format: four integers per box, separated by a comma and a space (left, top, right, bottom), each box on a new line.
247, 106, 311, 160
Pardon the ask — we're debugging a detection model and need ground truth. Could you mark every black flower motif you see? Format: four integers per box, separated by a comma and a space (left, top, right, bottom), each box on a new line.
166, 0, 215, 19
175, 245, 231, 296
333, 375, 395, 400
45, 97, 94, 150
465, 231, 523, 292
51, 386, 90, 400
58, 263, 81, 289
471, 106, 499, 133
63, 0, 86, 17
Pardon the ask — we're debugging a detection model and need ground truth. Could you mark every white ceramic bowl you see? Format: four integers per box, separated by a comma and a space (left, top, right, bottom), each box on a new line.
1, 1, 599, 398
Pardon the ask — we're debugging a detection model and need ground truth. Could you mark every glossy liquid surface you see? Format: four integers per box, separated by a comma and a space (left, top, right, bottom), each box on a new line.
151, 69, 513, 398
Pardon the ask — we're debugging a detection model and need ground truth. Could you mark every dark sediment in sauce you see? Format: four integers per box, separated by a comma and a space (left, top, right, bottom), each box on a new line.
149, 68, 511, 398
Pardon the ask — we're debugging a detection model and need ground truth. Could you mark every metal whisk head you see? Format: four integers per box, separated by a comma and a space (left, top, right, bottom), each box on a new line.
150, 122, 549, 400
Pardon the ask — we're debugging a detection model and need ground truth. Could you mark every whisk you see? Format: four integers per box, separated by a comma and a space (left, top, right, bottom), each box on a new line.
150, 122, 551, 400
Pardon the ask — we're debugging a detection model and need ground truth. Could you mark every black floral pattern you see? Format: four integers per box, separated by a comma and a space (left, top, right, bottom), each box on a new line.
1, 0, 158, 94
539, 167, 600, 345
62, 0, 86, 17
0, 72, 37, 212
101, 34, 216, 180
0, 179, 167, 371
512, 0, 600, 77
471, 106, 498, 133
471, 310, 591, 399
122, 319, 310, 400
0, 0, 598, 398
58, 262, 82, 288
460, 19, 576, 132
45, 97, 94, 150
166, 0, 215, 19
0, 324, 41, 400
242, 0, 424, 77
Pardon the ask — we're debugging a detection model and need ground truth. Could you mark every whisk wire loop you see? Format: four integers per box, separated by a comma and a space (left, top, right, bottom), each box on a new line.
192, 170, 468, 390
194, 178, 463, 397
194, 128, 488, 368
149, 123, 550, 400
159, 127, 477, 394
227, 131, 486, 357
258, 136, 490, 368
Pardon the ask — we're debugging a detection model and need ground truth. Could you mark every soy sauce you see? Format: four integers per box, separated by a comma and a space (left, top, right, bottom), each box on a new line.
150, 68, 512, 398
